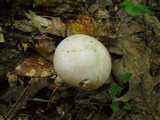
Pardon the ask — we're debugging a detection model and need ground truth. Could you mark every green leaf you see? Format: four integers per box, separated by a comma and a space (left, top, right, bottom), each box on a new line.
120, 1, 141, 15
125, 5, 142, 15
110, 102, 119, 111
109, 83, 122, 98
120, 1, 134, 7
120, 1, 153, 15
120, 73, 132, 83
136, 4, 152, 14
123, 102, 132, 110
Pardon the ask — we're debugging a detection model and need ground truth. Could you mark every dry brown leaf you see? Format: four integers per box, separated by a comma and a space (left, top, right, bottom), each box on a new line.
34, 35, 55, 61
25, 10, 52, 28
110, 8, 160, 119
36, 16, 66, 37
12, 55, 54, 77
47, 3, 72, 16
25, 10, 67, 37
24, 10, 113, 38
113, 10, 150, 102
13, 20, 36, 33
67, 14, 115, 38
67, 14, 96, 36
50, 17, 66, 37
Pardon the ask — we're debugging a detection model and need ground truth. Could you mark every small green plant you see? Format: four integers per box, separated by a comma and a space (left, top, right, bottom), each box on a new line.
109, 82, 122, 98
120, 1, 153, 15
110, 101, 119, 111
110, 101, 132, 111
120, 72, 132, 83
123, 102, 132, 110
109, 72, 132, 111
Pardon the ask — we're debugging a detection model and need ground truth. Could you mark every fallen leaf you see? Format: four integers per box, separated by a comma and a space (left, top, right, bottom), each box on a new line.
50, 17, 66, 37
13, 20, 36, 33
110, 8, 160, 119
12, 55, 54, 77
25, 10, 52, 28
47, 3, 73, 16
34, 35, 55, 61
67, 14, 96, 36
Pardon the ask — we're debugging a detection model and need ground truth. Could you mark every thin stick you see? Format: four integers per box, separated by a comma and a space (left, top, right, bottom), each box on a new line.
47, 85, 59, 109
5, 84, 30, 120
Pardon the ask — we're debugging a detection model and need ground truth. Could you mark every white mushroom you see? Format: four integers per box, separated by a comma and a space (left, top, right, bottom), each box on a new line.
53, 34, 111, 90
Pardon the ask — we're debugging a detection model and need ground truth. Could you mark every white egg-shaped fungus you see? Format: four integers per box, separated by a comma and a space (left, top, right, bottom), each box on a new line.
53, 34, 111, 90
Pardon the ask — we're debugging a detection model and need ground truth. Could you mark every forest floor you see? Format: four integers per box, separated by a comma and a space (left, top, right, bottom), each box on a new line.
0, 0, 160, 120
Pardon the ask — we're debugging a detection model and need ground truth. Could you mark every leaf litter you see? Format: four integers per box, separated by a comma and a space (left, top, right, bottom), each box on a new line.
0, 0, 160, 120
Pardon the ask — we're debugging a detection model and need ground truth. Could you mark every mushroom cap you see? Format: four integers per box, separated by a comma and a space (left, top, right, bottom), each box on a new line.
53, 34, 111, 90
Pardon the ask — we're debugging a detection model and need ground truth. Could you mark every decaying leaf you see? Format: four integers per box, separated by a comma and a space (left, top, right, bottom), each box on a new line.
67, 14, 114, 38
50, 17, 66, 37
46, 3, 73, 16
13, 20, 36, 33
113, 9, 150, 102
110, 8, 160, 119
12, 55, 54, 77
25, 10, 67, 37
67, 14, 96, 36
25, 10, 52, 30
23, 10, 114, 38
34, 35, 55, 61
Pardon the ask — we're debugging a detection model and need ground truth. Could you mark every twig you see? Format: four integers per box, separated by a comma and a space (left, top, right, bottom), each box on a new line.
5, 84, 30, 120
